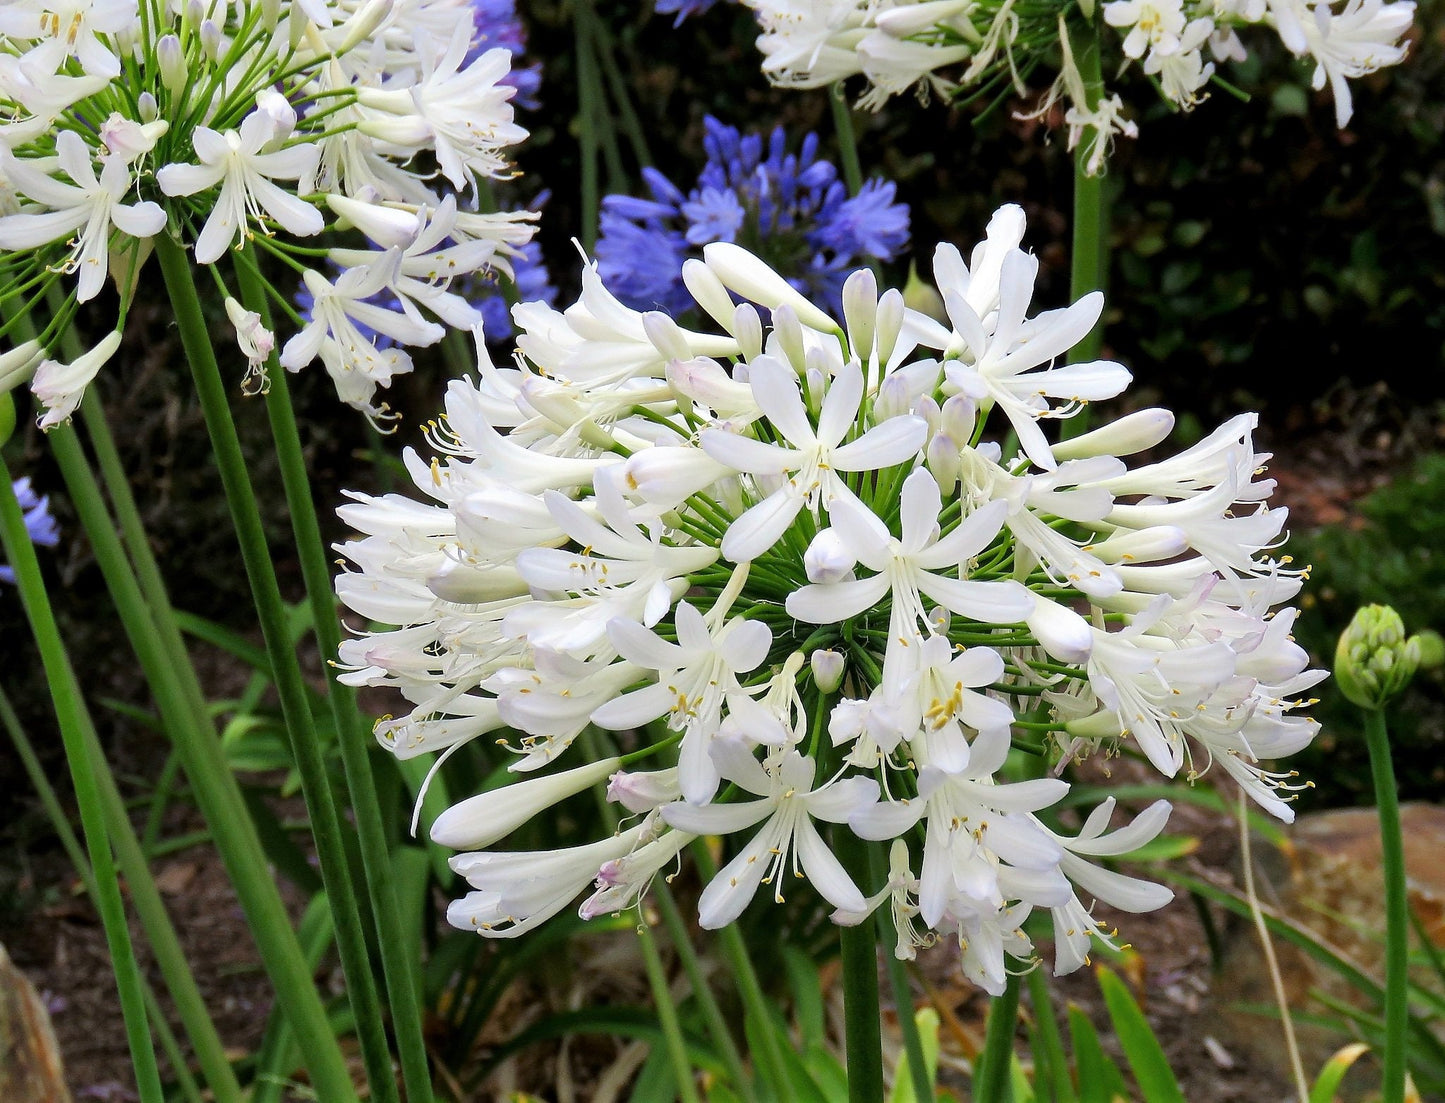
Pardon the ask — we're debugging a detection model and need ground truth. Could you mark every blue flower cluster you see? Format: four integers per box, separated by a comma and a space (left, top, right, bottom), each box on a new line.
1, 477, 59, 585
596, 117, 910, 317
466, 0, 541, 110
653, 0, 725, 27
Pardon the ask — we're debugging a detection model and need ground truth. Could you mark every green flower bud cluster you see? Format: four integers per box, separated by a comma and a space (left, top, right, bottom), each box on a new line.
1335, 604, 1423, 710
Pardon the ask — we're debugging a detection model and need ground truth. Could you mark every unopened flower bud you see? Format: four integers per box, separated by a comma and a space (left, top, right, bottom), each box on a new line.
681, 258, 738, 335
875, 372, 910, 422
157, 35, 186, 95
1051, 407, 1175, 461
431, 757, 622, 849
1415, 629, 1445, 672
913, 394, 941, 434
0, 340, 44, 396
702, 241, 838, 333
733, 303, 763, 362
200, 19, 222, 60
771, 303, 806, 373
1335, 604, 1421, 710
804, 528, 856, 584
927, 432, 960, 493
137, 93, 158, 123
941, 393, 976, 443
875, 288, 905, 367
842, 268, 878, 359
607, 767, 681, 813
811, 649, 845, 694
903, 259, 947, 325
805, 365, 826, 409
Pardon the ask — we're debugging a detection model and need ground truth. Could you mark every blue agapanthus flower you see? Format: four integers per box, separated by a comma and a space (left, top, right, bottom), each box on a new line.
653, 0, 726, 26
0, 477, 59, 584
596, 117, 910, 317
466, 0, 542, 110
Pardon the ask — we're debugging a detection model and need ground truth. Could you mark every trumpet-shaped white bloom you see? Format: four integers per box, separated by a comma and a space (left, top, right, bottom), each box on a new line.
337, 208, 1319, 983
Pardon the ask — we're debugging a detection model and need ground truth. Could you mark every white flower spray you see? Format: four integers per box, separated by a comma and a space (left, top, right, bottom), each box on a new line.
0, 0, 534, 425
336, 205, 1322, 992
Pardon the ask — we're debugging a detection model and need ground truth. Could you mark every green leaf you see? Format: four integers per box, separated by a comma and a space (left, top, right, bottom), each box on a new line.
1096, 966, 1184, 1103
1010, 1052, 1037, 1102
891, 1008, 943, 1103
1309, 1042, 1370, 1103
1067, 1004, 1128, 1103
784, 948, 827, 1050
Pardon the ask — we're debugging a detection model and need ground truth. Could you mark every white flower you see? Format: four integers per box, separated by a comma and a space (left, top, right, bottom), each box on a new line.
702, 358, 928, 562
157, 108, 324, 264
31, 330, 120, 428
663, 741, 880, 926
0, 131, 166, 302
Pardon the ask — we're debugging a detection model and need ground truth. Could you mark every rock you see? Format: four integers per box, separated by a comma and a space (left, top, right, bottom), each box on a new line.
1210, 803, 1445, 1101
0, 941, 72, 1103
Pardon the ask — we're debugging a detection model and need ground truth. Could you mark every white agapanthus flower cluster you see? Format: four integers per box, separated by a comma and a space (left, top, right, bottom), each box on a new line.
0, 0, 534, 426
742, 0, 1414, 172
335, 204, 1322, 994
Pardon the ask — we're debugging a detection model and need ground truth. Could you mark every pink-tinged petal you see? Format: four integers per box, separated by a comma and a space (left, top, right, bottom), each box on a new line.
786, 573, 889, 625
721, 487, 804, 563
919, 499, 1009, 571
898, 468, 943, 554
815, 360, 863, 447
796, 820, 868, 912
606, 616, 683, 668
823, 493, 892, 570
830, 414, 927, 472
590, 680, 673, 730
749, 356, 814, 446
700, 427, 799, 476
719, 618, 773, 673
697, 816, 785, 928
915, 574, 1034, 624
662, 797, 770, 835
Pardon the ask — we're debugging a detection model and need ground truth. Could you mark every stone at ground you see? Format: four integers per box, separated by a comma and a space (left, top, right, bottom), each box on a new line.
0, 940, 72, 1103
1211, 802, 1445, 1101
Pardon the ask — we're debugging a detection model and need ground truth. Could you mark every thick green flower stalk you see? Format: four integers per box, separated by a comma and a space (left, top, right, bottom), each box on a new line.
336, 204, 1322, 996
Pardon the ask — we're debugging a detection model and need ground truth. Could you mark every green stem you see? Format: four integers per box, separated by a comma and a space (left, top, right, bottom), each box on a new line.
834, 829, 883, 1103
974, 971, 1019, 1103
1363, 708, 1408, 1103
1025, 967, 1072, 1103
69, 391, 356, 1097
1066, 12, 1108, 438
654, 883, 755, 1102
877, 889, 932, 1103
156, 234, 396, 1103
0, 466, 164, 1102
830, 82, 864, 198
638, 915, 704, 1103
234, 250, 434, 1103
691, 842, 791, 1099
575, 3, 602, 251
2, 685, 228, 1103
